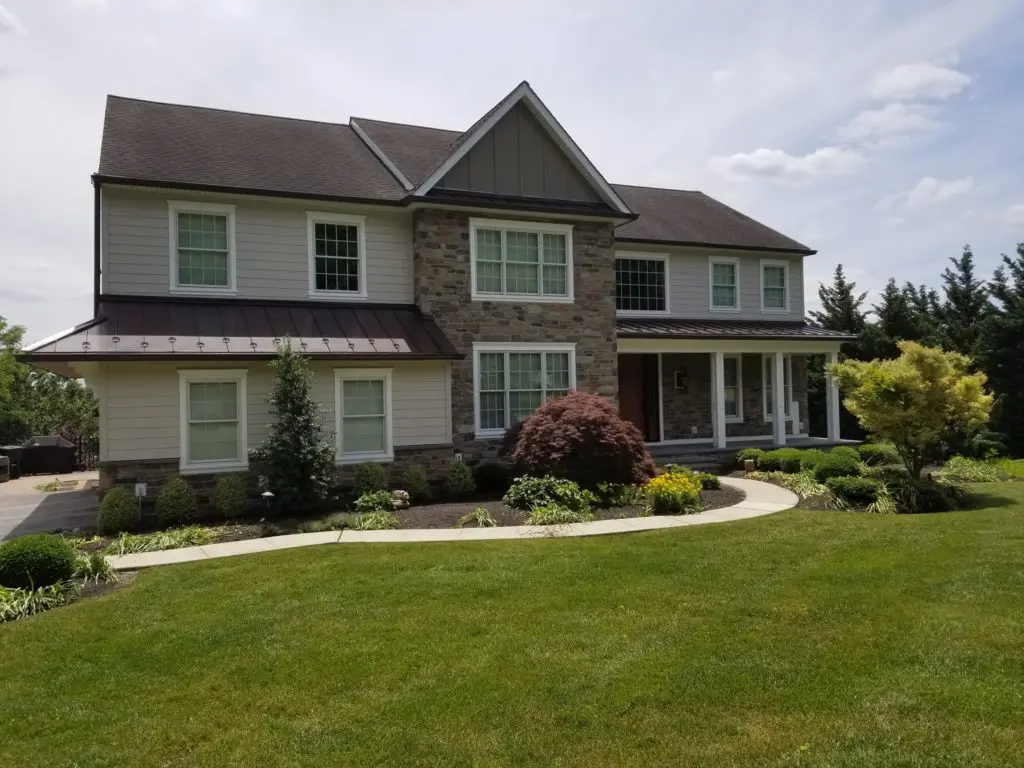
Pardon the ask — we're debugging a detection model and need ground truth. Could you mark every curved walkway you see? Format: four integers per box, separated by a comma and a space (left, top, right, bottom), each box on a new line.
107, 477, 796, 571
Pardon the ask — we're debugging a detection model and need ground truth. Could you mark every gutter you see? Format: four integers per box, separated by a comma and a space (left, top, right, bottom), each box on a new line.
614, 236, 816, 257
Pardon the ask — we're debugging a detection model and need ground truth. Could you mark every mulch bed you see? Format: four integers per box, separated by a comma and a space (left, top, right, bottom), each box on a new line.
396, 485, 746, 529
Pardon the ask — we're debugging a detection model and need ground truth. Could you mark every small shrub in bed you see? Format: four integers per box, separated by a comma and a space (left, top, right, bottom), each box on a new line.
213, 475, 247, 519
756, 451, 785, 472
401, 467, 432, 504
156, 477, 197, 526
769, 448, 806, 473
857, 442, 900, 466
829, 446, 862, 462
813, 452, 861, 483
442, 460, 476, 500
96, 485, 140, 535
354, 462, 388, 496
472, 462, 513, 495
825, 476, 881, 505
735, 447, 764, 469
507, 391, 657, 488
642, 472, 702, 515
503, 476, 595, 513
0, 534, 77, 589
594, 482, 641, 508
799, 449, 825, 471
524, 504, 594, 526
354, 490, 394, 514
664, 464, 721, 490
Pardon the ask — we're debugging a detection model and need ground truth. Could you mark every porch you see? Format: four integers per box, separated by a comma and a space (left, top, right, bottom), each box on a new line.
646, 436, 861, 471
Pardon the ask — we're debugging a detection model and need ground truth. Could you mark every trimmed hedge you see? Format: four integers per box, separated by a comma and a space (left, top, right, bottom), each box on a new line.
735, 448, 764, 468
813, 452, 861, 482
799, 449, 825, 471
213, 475, 247, 519
857, 443, 901, 466
825, 475, 881, 504
829, 446, 861, 462
97, 485, 140, 534
156, 477, 197, 526
0, 534, 77, 589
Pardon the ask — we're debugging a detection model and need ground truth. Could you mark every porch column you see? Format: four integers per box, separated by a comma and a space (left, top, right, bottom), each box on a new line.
826, 350, 841, 441
711, 351, 727, 449
772, 350, 787, 446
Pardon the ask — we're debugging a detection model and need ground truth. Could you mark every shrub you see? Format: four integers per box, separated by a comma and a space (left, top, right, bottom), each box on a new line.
799, 449, 825, 471
524, 504, 594, 526
0, 581, 79, 623
886, 476, 967, 514
213, 475, 247, 519
813, 452, 861, 483
104, 526, 219, 556
507, 390, 657, 488
156, 477, 197, 526
936, 456, 1008, 483
472, 462, 513, 495
354, 462, 388, 496
503, 475, 595, 513
829, 446, 861, 462
594, 482, 641, 507
456, 506, 497, 528
442, 460, 476, 500
770, 448, 806, 473
96, 485, 140, 535
0, 534, 78, 589
857, 442, 900, 466
756, 451, 784, 471
825, 476, 881, 505
642, 472, 702, 515
746, 471, 847, 510
74, 552, 118, 585
735, 447, 764, 468
354, 490, 394, 514
696, 471, 722, 490
401, 467, 432, 504
354, 511, 401, 530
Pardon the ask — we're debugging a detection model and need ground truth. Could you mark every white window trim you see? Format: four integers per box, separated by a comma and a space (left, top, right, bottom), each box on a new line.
178, 369, 248, 473
307, 212, 368, 300
723, 354, 743, 423
762, 354, 795, 422
615, 251, 671, 316
472, 342, 577, 439
469, 218, 575, 303
168, 201, 238, 295
334, 368, 393, 464
760, 258, 791, 314
709, 256, 741, 313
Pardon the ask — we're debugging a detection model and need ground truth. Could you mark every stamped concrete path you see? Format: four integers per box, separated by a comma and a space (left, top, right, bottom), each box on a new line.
108, 477, 796, 571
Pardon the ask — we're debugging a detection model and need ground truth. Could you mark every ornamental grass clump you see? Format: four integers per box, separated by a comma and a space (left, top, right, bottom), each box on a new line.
642, 471, 702, 515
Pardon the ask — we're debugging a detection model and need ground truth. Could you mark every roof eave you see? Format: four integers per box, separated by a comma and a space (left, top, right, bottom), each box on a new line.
17, 351, 465, 363
614, 236, 816, 256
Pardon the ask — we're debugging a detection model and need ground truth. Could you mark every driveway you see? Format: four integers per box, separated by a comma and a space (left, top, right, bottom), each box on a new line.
0, 472, 99, 541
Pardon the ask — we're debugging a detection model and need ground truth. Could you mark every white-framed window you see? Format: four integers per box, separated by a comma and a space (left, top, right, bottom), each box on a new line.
616, 252, 669, 314
761, 259, 790, 312
473, 342, 576, 438
178, 369, 248, 472
335, 368, 393, 462
168, 201, 237, 293
762, 355, 793, 421
307, 212, 368, 299
469, 218, 574, 303
709, 256, 740, 311
723, 354, 742, 422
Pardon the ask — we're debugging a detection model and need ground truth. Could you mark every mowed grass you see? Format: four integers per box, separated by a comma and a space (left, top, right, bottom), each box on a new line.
3, 487, 1024, 767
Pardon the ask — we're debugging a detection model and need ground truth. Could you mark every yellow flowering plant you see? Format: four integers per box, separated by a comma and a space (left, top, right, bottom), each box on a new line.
642, 471, 702, 515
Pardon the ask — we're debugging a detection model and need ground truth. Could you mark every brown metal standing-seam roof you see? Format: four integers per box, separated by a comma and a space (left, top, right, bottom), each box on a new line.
616, 318, 855, 341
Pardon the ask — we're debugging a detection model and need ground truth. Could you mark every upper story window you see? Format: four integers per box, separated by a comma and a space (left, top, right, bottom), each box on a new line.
709, 256, 740, 312
761, 259, 790, 312
307, 212, 367, 299
470, 218, 573, 303
616, 253, 668, 314
169, 201, 236, 293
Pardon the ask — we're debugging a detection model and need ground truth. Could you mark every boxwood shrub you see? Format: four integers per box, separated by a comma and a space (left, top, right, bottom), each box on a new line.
813, 452, 861, 482
825, 475, 881, 505
0, 534, 78, 589
96, 485, 140, 534
857, 443, 901, 466
829, 446, 861, 462
799, 449, 825, 471
735, 447, 764, 468
156, 477, 198, 526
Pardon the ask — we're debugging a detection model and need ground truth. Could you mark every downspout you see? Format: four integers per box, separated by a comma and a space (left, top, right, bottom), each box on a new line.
93, 179, 101, 316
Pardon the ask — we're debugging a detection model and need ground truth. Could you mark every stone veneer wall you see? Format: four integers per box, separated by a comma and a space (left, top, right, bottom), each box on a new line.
412, 208, 619, 460
660, 353, 810, 441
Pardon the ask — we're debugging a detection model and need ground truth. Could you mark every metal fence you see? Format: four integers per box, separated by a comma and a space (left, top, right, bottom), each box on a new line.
74, 434, 99, 470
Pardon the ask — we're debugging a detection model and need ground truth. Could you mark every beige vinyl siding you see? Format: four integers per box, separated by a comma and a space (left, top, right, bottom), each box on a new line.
102, 189, 413, 303
97, 360, 450, 463
616, 246, 805, 321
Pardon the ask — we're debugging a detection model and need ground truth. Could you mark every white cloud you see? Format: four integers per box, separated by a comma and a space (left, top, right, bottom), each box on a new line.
838, 102, 940, 145
1008, 204, 1024, 226
881, 176, 976, 211
0, 3, 26, 35
71, 0, 109, 8
871, 62, 971, 101
709, 146, 865, 182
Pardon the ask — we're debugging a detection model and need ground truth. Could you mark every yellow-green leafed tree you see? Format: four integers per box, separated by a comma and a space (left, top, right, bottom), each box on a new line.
827, 341, 992, 479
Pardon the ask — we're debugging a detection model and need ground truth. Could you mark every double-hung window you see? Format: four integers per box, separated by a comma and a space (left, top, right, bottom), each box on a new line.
709, 257, 740, 311
761, 259, 790, 312
763, 355, 793, 420
474, 343, 575, 437
335, 369, 392, 462
616, 253, 669, 313
178, 370, 248, 472
723, 355, 742, 421
470, 219, 573, 302
308, 213, 367, 299
169, 201, 236, 293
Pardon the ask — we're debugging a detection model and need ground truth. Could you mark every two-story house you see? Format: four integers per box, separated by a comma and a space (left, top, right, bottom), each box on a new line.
21, 82, 851, 492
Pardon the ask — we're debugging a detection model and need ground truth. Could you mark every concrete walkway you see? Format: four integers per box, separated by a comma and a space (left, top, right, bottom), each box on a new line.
107, 477, 796, 571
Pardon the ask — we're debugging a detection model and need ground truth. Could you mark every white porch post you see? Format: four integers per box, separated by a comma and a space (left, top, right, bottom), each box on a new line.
711, 351, 727, 449
826, 350, 841, 441
772, 350, 787, 446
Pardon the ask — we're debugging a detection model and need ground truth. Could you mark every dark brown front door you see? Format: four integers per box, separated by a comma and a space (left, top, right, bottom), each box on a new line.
618, 355, 661, 442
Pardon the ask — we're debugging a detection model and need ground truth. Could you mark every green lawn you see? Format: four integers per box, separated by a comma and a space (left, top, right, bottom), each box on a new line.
3, 487, 1024, 767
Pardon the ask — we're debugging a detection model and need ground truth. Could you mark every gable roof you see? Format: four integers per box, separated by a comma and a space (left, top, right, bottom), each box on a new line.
350, 118, 460, 189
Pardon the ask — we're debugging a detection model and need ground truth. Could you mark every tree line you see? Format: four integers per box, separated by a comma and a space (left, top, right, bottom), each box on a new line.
807, 242, 1024, 456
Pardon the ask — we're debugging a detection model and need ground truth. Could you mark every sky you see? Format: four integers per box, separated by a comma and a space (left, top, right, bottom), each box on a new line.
1, 0, 1023, 342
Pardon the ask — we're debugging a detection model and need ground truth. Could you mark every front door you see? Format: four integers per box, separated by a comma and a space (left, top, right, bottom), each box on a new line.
618, 355, 661, 442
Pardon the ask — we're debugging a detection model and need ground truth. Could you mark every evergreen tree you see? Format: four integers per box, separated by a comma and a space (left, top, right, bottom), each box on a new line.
868, 280, 940, 358
937, 245, 990, 357
809, 264, 868, 336
250, 340, 336, 510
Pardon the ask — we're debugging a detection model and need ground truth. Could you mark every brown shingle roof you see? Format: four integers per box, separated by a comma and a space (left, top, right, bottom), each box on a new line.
350, 118, 461, 187
616, 318, 854, 341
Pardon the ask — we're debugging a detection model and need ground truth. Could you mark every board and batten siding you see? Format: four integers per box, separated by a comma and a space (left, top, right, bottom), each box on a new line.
616, 246, 806, 321
96, 361, 450, 463
101, 189, 414, 303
